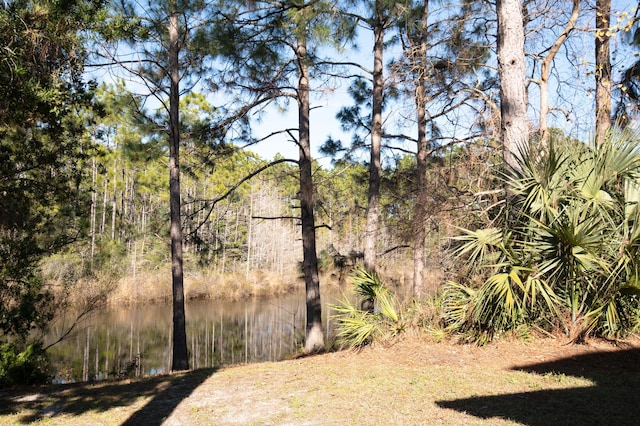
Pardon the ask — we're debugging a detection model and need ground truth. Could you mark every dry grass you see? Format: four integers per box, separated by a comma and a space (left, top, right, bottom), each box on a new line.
107, 268, 301, 306
2, 336, 640, 425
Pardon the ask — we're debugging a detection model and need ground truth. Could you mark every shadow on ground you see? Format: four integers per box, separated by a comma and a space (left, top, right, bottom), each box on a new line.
436, 347, 640, 425
0, 367, 217, 425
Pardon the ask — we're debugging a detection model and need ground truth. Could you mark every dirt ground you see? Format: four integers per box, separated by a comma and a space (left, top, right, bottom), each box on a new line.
2, 335, 640, 425
161, 335, 640, 425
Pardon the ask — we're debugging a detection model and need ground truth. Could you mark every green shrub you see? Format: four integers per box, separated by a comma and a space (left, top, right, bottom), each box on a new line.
0, 342, 51, 387
331, 267, 405, 348
442, 128, 640, 343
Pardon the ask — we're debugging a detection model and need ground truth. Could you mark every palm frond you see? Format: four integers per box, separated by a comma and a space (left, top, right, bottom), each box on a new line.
471, 271, 522, 331
522, 275, 562, 320
444, 126, 640, 341
509, 139, 572, 221
441, 281, 475, 329
331, 267, 403, 348
374, 285, 400, 323
350, 267, 381, 301
452, 227, 504, 265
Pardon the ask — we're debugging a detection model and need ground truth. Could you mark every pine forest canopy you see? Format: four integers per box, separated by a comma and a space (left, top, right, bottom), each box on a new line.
2, 0, 640, 383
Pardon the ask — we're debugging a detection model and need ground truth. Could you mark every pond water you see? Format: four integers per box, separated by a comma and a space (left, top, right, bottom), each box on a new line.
45, 290, 343, 384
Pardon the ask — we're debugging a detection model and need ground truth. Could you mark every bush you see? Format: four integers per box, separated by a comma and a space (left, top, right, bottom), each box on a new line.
331, 267, 405, 348
442, 128, 640, 343
0, 342, 51, 387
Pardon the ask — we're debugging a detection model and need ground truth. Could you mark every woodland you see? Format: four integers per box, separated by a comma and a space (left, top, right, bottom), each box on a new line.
2, 0, 640, 386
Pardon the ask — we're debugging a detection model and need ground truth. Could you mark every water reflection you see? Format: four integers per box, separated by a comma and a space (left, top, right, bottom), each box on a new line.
46, 292, 337, 384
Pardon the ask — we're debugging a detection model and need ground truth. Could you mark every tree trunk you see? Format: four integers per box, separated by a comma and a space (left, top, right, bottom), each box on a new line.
538, 0, 579, 145
246, 186, 253, 279
168, 7, 189, 372
101, 175, 107, 235
111, 156, 117, 240
595, 0, 612, 143
364, 1, 384, 272
90, 158, 97, 271
412, 0, 429, 299
297, 32, 324, 353
496, 0, 528, 170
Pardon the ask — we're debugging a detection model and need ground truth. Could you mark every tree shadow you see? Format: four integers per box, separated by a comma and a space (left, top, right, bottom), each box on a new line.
436, 347, 640, 425
0, 367, 217, 424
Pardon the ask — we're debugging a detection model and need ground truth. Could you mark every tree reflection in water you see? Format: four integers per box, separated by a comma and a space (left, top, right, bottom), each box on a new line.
46, 293, 335, 383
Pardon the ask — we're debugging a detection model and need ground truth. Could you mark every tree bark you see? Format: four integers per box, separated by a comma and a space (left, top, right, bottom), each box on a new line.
297, 31, 324, 353
496, 0, 529, 170
90, 158, 97, 271
595, 0, 612, 143
101, 176, 107, 235
412, 0, 429, 299
111, 156, 117, 240
169, 7, 189, 372
364, 0, 384, 272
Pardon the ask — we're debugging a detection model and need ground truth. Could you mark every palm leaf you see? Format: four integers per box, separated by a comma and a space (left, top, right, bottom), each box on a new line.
374, 286, 400, 323
509, 140, 572, 221
331, 267, 403, 348
452, 227, 503, 265
472, 271, 522, 331
522, 275, 562, 320
441, 281, 475, 328
350, 267, 381, 301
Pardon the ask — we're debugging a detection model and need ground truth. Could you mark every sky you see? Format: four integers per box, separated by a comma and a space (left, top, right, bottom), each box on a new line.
248, 87, 359, 168
93, 0, 640, 169
244, 30, 379, 169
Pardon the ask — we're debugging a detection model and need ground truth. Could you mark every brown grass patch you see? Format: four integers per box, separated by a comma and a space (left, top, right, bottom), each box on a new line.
3, 336, 640, 425
107, 268, 301, 306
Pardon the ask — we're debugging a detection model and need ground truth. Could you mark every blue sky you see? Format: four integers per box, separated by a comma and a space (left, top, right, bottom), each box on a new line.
94, 0, 640, 167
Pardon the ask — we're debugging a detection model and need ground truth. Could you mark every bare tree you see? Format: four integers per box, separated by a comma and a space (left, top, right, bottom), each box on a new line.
532, 0, 580, 145
390, 0, 492, 297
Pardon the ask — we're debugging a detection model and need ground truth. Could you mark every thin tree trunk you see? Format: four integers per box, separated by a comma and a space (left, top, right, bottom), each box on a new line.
123, 169, 128, 224
364, 1, 384, 272
595, 0, 612, 143
111, 157, 117, 240
168, 6, 189, 372
105, 329, 110, 377
101, 175, 108, 235
539, 0, 579, 145
90, 158, 97, 271
496, 0, 529, 170
141, 202, 146, 262
82, 327, 90, 382
221, 210, 228, 273
246, 186, 253, 279
297, 31, 324, 353
120, 168, 125, 239
412, 0, 429, 299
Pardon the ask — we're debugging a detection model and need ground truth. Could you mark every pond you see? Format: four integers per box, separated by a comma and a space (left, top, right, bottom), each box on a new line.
45, 290, 344, 384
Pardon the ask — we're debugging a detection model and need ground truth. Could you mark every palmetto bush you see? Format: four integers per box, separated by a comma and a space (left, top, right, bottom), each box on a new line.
442, 128, 640, 342
331, 267, 404, 348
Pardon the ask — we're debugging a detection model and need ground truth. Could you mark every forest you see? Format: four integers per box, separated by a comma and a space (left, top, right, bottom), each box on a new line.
2, 0, 640, 385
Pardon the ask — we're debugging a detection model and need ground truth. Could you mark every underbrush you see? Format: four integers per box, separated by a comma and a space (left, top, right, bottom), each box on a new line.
0, 342, 50, 387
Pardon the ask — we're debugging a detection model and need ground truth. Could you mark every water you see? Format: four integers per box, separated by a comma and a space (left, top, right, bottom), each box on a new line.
46, 292, 340, 384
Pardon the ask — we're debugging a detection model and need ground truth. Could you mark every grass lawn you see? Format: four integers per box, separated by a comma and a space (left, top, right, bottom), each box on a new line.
1, 336, 639, 425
